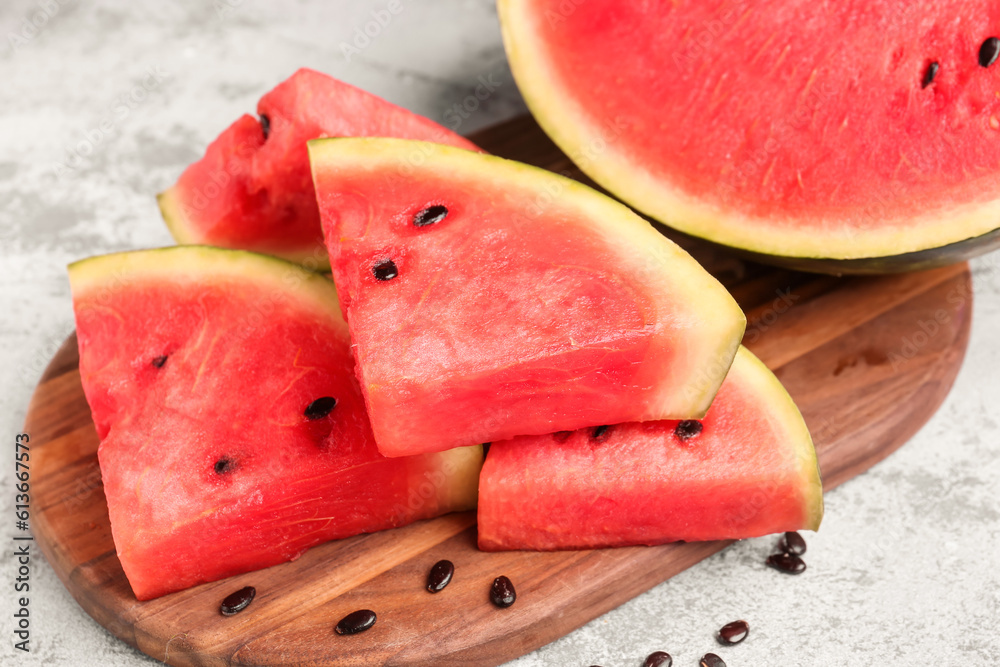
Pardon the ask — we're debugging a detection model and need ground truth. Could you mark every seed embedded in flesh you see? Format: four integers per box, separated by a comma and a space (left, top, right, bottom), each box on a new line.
717, 619, 750, 645
335, 609, 377, 635
778, 530, 807, 556
591, 425, 612, 441
766, 552, 807, 574
674, 419, 704, 441
426, 560, 455, 593
922, 61, 939, 88
490, 575, 516, 608
372, 259, 399, 281
151, 355, 168, 368
700, 654, 726, 667
413, 205, 449, 227
980, 37, 1000, 67
260, 114, 271, 139
304, 396, 337, 420
219, 586, 255, 616
643, 651, 673, 667
214, 458, 234, 475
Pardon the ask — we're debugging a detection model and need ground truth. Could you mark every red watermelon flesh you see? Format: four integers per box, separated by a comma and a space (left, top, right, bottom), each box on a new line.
478, 347, 823, 551
69, 247, 482, 600
498, 0, 1000, 263
158, 68, 480, 268
309, 137, 745, 458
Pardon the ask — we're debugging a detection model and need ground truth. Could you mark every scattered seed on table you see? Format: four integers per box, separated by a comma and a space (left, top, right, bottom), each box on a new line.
219, 586, 255, 616
335, 609, 377, 635
717, 619, 749, 645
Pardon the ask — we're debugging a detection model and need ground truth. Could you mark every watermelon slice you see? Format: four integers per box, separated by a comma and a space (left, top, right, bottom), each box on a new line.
478, 347, 823, 551
157, 68, 480, 268
309, 137, 746, 458
498, 0, 1000, 271
69, 247, 482, 600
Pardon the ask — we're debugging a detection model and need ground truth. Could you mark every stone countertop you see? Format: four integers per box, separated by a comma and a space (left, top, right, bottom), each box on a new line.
1, 1, 998, 665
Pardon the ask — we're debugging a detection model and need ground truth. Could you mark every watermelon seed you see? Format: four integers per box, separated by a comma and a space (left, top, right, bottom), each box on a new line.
552, 430, 573, 442
642, 650, 673, 667
304, 396, 337, 420
674, 420, 703, 441
717, 619, 749, 645
413, 205, 449, 227
219, 586, 255, 616
766, 552, 807, 575
151, 355, 168, 368
489, 575, 516, 608
259, 114, 270, 139
922, 61, 939, 88
777, 530, 807, 556
426, 559, 454, 593
334, 609, 377, 635
372, 259, 399, 281
591, 425, 612, 441
214, 458, 234, 475
979, 37, 1000, 68
700, 654, 726, 667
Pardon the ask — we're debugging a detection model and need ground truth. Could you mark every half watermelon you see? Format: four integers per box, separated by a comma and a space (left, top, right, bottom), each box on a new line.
498, 0, 1000, 271
69, 246, 482, 600
309, 137, 746, 457
158, 68, 481, 268
478, 347, 823, 551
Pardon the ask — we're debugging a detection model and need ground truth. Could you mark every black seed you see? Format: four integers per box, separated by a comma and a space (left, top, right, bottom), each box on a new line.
219, 586, 255, 616
372, 259, 398, 281
717, 619, 750, 645
490, 575, 516, 608
674, 419, 704, 441
777, 530, 807, 556
304, 396, 337, 420
413, 205, 449, 227
591, 425, 612, 441
767, 552, 807, 575
980, 37, 1000, 67
214, 458, 234, 475
552, 430, 573, 442
700, 654, 726, 667
335, 609, 376, 635
260, 114, 270, 139
151, 355, 168, 368
426, 559, 455, 593
922, 61, 939, 88
643, 651, 673, 667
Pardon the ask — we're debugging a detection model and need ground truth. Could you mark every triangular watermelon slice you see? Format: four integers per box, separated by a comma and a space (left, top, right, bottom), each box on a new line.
69, 247, 482, 600
309, 138, 746, 458
157, 68, 481, 269
478, 347, 823, 551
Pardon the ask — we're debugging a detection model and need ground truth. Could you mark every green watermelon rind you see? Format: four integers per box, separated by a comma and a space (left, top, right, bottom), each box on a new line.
69, 244, 340, 318
497, 0, 1000, 265
730, 346, 823, 531
308, 136, 747, 423
156, 190, 332, 270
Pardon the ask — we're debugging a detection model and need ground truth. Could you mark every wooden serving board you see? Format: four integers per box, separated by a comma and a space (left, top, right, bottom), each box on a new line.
25, 116, 973, 667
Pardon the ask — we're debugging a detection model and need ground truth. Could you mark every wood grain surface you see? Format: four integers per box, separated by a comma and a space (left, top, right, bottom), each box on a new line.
23, 115, 973, 666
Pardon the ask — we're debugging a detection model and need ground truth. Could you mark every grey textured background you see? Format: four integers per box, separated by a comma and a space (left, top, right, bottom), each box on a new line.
1, 1, 999, 666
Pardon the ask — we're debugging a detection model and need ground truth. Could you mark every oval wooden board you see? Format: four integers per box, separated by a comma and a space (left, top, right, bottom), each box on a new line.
25, 115, 973, 667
